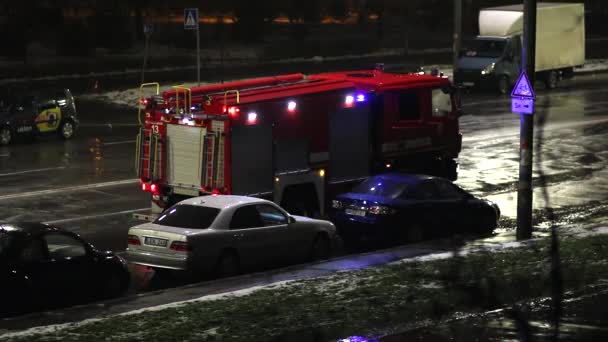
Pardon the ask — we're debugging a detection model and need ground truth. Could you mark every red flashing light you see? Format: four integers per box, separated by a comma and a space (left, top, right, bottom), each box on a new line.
287, 100, 297, 113
150, 183, 160, 195
228, 106, 240, 117
211, 188, 221, 195
141, 183, 150, 191
127, 235, 141, 246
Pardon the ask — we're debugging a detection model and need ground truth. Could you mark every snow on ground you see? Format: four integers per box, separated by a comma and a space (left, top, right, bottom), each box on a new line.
2, 225, 606, 340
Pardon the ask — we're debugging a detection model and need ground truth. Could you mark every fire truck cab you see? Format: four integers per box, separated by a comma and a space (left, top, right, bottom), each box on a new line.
135, 68, 462, 220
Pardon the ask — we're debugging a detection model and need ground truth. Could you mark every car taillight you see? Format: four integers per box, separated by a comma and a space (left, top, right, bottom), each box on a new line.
150, 183, 160, 195
331, 200, 343, 209
368, 206, 395, 215
127, 235, 141, 246
170, 241, 190, 252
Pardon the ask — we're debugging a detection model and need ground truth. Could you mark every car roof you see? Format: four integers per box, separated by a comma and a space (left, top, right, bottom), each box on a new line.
0, 222, 59, 235
178, 195, 271, 210
367, 173, 438, 186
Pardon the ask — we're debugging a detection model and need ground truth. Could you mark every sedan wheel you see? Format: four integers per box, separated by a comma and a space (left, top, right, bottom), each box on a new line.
215, 252, 239, 278
310, 235, 330, 261
60, 121, 75, 140
0, 127, 11, 145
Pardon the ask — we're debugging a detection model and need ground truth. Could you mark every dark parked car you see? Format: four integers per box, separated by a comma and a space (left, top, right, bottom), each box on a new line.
330, 173, 500, 247
0, 222, 130, 317
0, 89, 78, 145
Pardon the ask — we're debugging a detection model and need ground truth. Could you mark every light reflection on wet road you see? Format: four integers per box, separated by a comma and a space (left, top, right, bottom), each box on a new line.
1, 74, 608, 253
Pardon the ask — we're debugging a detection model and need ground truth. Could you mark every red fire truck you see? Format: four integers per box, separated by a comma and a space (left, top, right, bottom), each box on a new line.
135, 67, 462, 220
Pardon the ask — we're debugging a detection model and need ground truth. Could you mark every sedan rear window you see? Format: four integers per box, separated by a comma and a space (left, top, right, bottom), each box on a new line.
154, 205, 220, 229
352, 177, 408, 199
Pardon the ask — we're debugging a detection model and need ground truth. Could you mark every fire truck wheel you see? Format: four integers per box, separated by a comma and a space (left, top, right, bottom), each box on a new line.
215, 250, 240, 278
310, 234, 330, 261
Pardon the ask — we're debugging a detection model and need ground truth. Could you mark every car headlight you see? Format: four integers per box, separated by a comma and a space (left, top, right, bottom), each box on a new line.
481, 63, 495, 75
368, 206, 396, 215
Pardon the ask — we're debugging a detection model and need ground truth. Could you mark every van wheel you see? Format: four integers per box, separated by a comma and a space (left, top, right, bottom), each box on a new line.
545, 70, 559, 89
0, 127, 11, 145
59, 120, 75, 140
215, 251, 240, 278
497, 76, 510, 95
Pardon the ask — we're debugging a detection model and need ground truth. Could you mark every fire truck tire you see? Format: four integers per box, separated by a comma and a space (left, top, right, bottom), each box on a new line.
281, 184, 320, 218
214, 250, 240, 278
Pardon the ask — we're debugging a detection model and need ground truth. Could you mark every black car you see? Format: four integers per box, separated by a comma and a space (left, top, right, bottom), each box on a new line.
330, 173, 500, 247
0, 222, 130, 317
0, 88, 79, 145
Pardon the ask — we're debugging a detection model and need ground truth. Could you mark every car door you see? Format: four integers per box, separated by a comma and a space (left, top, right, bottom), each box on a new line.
406, 181, 443, 234
432, 179, 471, 234
255, 204, 296, 264
229, 205, 279, 269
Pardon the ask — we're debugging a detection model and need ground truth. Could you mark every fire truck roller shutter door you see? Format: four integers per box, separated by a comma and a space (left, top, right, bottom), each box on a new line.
231, 124, 274, 195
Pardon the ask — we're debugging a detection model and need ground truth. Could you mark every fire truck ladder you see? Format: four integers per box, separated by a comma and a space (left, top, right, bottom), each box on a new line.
135, 127, 161, 181
201, 120, 226, 191
138, 82, 160, 126
172, 85, 192, 116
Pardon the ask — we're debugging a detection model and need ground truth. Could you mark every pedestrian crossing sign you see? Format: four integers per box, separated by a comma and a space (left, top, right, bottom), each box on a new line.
184, 8, 198, 30
511, 71, 535, 99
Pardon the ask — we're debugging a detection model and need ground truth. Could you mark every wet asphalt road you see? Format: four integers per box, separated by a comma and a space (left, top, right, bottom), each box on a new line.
1, 73, 608, 252
0, 72, 607, 329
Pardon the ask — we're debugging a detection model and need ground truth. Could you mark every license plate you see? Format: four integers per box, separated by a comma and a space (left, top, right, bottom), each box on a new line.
345, 209, 366, 217
144, 237, 168, 247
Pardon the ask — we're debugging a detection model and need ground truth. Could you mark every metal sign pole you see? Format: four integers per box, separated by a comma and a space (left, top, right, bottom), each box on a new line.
453, 0, 462, 72
196, 18, 201, 86
517, 0, 537, 240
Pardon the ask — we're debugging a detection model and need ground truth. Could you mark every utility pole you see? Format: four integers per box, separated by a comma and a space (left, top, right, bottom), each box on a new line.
517, 0, 537, 240
453, 0, 462, 72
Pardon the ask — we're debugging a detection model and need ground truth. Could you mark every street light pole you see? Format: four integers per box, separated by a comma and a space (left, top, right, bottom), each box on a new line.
453, 0, 462, 72
517, 0, 537, 240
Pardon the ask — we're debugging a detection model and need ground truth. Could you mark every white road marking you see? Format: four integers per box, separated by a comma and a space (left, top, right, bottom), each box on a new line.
44, 208, 149, 225
79, 123, 140, 127
0, 153, 9, 158
103, 140, 136, 146
0, 178, 139, 201
0, 166, 66, 177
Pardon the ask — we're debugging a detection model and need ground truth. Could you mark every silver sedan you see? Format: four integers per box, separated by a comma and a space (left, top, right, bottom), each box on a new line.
125, 195, 338, 276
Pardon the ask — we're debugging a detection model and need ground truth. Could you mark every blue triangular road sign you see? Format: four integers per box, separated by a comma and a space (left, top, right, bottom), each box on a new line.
184, 8, 198, 29
511, 71, 535, 99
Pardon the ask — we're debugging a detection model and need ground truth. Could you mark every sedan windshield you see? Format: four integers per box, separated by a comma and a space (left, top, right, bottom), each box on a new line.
154, 205, 220, 229
352, 177, 408, 199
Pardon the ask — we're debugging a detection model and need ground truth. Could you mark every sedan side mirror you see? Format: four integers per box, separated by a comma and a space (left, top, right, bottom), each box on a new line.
288, 216, 296, 224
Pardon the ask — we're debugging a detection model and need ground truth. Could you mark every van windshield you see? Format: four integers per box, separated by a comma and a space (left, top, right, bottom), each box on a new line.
463, 39, 506, 58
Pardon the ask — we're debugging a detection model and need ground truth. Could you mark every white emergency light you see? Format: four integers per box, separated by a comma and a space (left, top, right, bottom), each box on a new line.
247, 112, 257, 124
